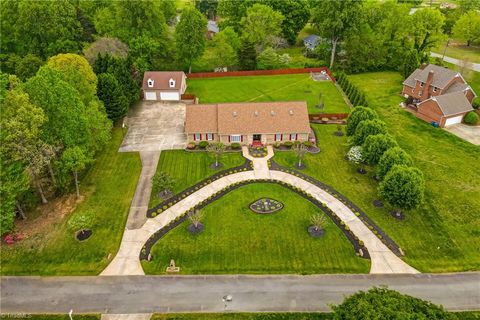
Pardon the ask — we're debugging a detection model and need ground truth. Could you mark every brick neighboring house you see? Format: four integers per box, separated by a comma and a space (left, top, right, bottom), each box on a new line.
185, 101, 311, 146
142, 71, 187, 101
402, 64, 476, 127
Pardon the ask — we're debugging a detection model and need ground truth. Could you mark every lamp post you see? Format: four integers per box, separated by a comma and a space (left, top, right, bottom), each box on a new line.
442, 39, 451, 62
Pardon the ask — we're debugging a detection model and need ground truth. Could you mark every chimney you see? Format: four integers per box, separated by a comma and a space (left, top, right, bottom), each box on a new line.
421, 70, 434, 100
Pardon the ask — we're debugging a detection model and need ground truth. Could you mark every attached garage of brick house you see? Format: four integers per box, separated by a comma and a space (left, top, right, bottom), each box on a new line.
184, 101, 311, 146
142, 71, 187, 101
416, 92, 474, 127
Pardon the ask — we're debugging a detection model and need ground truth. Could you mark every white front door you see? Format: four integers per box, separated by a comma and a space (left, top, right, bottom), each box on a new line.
144, 91, 157, 100
160, 91, 180, 101
444, 115, 463, 126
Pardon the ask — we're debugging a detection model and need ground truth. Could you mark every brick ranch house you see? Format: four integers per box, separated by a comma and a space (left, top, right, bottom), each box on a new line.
185, 101, 311, 146
402, 64, 476, 127
142, 71, 187, 101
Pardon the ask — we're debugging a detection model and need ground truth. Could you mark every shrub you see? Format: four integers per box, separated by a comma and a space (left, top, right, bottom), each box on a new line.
464, 111, 479, 125
346, 106, 378, 136
68, 211, 94, 231
362, 133, 398, 165
283, 141, 293, 148
472, 97, 480, 110
198, 141, 209, 149
353, 119, 387, 146
377, 147, 413, 179
186, 142, 196, 150
273, 142, 281, 148
303, 141, 313, 147
230, 142, 241, 149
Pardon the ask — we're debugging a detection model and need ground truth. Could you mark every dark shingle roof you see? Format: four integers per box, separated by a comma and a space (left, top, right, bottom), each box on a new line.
405, 64, 461, 89
303, 35, 320, 50
444, 82, 470, 94
429, 92, 473, 116
403, 68, 422, 88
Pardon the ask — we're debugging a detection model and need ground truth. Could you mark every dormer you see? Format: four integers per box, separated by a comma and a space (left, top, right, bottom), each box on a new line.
169, 78, 176, 88
147, 78, 154, 88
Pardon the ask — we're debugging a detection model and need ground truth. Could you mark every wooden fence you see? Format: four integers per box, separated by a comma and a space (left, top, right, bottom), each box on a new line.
309, 113, 349, 120
187, 67, 336, 82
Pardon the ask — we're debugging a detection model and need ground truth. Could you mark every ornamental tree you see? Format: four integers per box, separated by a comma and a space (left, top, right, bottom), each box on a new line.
352, 119, 387, 146
206, 142, 226, 168
378, 165, 425, 214
293, 143, 308, 167
332, 287, 452, 319
362, 134, 398, 165
346, 107, 378, 136
152, 171, 175, 198
377, 147, 413, 179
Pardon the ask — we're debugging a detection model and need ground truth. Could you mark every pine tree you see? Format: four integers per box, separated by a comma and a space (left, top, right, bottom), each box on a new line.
97, 73, 128, 122
238, 40, 257, 70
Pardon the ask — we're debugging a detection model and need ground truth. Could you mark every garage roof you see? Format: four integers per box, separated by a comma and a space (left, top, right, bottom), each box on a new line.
426, 92, 473, 116
142, 71, 185, 91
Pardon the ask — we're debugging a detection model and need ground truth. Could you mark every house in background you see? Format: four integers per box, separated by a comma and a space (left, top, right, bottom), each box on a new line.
402, 64, 476, 127
206, 20, 219, 39
303, 35, 320, 52
142, 71, 187, 101
185, 101, 311, 146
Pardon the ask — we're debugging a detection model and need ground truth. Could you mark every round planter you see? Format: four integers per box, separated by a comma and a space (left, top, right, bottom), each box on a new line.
76, 229, 92, 241
250, 198, 283, 214
390, 210, 405, 220
373, 199, 384, 208
308, 226, 325, 238
188, 223, 205, 234
209, 162, 224, 170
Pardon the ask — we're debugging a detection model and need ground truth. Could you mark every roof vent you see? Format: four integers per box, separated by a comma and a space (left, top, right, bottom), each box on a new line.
254, 111, 259, 116
232, 111, 237, 117
289, 109, 294, 116
270, 110, 275, 116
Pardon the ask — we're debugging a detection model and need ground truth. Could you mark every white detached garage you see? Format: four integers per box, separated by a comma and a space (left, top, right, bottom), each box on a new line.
142, 71, 187, 102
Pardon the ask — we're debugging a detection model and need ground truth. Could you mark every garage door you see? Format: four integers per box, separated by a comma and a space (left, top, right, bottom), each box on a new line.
444, 115, 463, 126
144, 92, 157, 100
160, 92, 180, 101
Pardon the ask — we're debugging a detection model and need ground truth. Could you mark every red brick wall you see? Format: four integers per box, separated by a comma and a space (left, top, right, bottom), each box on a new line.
417, 100, 443, 124
187, 67, 336, 82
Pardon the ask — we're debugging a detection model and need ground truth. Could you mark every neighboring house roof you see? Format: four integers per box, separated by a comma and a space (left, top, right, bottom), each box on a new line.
185, 101, 311, 135
404, 64, 461, 89
421, 92, 473, 116
207, 20, 219, 33
303, 35, 320, 50
142, 71, 185, 91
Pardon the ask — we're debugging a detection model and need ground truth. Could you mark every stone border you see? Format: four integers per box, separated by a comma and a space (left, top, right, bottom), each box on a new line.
147, 160, 253, 218
269, 160, 402, 257
140, 180, 370, 261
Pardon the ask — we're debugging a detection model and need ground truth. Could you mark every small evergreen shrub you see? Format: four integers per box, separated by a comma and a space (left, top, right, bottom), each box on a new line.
464, 111, 479, 125
230, 142, 241, 149
283, 141, 293, 148
198, 141, 209, 149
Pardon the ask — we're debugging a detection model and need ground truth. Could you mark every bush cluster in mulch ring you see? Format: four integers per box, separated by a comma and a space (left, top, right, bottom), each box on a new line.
307, 146, 321, 154
357, 168, 367, 174
158, 190, 173, 200
334, 131, 344, 136
390, 210, 405, 220
250, 198, 283, 214
209, 162, 224, 170
188, 223, 205, 234
308, 226, 325, 238
373, 199, 384, 208
76, 229, 92, 241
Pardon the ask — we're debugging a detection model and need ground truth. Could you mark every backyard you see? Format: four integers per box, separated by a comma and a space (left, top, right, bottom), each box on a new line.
149, 150, 245, 208
186, 74, 350, 114
0, 129, 142, 275
275, 72, 480, 272
142, 183, 370, 275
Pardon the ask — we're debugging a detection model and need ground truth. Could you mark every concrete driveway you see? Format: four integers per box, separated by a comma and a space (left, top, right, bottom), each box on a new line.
119, 101, 187, 152
444, 123, 480, 145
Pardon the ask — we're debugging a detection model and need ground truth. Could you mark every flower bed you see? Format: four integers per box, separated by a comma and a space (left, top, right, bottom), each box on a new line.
250, 198, 284, 214
140, 180, 370, 261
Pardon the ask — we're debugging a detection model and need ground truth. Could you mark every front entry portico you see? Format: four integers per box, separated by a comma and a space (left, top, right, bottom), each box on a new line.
253, 134, 262, 141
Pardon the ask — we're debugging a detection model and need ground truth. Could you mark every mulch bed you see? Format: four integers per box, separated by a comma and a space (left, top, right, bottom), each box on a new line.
187, 223, 205, 234
308, 226, 325, 238
209, 162, 224, 170
373, 199, 384, 208
390, 210, 405, 220
76, 229, 92, 241
307, 146, 320, 154
334, 131, 345, 136
250, 198, 283, 214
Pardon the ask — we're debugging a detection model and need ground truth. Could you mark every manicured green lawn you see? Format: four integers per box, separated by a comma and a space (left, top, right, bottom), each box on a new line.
274, 72, 480, 272
187, 74, 350, 114
0, 128, 141, 275
142, 183, 370, 274
432, 40, 480, 63
149, 150, 245, 208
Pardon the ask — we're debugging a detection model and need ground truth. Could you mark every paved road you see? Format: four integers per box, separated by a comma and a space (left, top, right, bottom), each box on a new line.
1, 273, 479, 314
430, 52, 480, 72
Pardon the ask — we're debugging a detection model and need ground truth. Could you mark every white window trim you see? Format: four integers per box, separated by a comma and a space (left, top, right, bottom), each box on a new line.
275, 133, 282, 141
230, 134, 241, 143
420, 81, 424, 87
207, 133, 213, 141
290, 133, 297, 141
194, 133, 201, 141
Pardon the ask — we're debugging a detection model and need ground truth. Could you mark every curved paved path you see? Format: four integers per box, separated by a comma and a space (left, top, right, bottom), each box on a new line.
430, 52, 480, 72
102, 147, 417, 276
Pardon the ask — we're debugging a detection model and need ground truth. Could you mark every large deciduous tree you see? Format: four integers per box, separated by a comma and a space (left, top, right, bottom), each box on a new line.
362, 134, 398, 165
346, 107, 378, 136
379, 165, 425, 214
411, 8, 445, 59
452, 11, 480, 47
240, 4, 284, 51
175, 8, 207, 73
377, 147, 413, 179
83, 37, 129, 65
352, 119, 387, 146
205, 34, 238, 71
311, 0, 362, 68
264, 0, 310, 45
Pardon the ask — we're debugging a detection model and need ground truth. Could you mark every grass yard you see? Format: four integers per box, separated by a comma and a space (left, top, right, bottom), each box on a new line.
0, 128, 141, 275
142, 183, 370, 275
149, 150, 245, 208
274, 72, 480, 272
432, 40, 480, 64
186, 74, 350, 114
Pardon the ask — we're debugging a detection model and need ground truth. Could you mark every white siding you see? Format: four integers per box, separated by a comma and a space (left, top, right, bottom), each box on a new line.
444, 115, 463, 126
160, 91, 180, 101
144, 91, 157, 100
